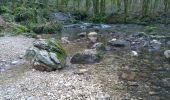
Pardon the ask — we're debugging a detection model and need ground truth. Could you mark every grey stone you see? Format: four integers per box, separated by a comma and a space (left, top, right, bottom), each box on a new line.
25, 39, 66, 71
107, 39, 130, 49
71, 49, 101, 64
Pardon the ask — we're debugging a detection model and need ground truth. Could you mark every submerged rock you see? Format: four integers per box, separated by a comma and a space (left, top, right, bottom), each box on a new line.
25, 39, 67, 71
164, 50, 170, 59
71, 49, 102, 64
78, 32, 87, 38
107, 39, 130, 50
148, 40, 161, 52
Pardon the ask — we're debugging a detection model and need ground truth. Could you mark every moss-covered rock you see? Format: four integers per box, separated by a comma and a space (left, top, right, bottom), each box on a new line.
25, 39, 67, 71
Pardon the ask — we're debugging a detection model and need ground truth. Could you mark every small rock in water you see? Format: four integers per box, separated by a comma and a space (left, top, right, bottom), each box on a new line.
111, 38, 117, 41
78, 32, 87, 38
167, 41, 170, 45
131, 51, 138, 56
61, 37, 70, 44
149, 91, 158, 95
71, 49, 102, 64
164, 50, 170, 59
149, 39, 161, 52
19, 55, 23, 59
11, 61, 19, 65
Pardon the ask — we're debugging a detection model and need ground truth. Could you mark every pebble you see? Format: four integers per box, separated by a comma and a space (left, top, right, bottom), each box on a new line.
131, 51, 138, 56
96, 94, 111, 100
127, 81, 138, 86
149, 91, 158, 95
121, 72, 135, 81
73, 69, 88, 75
11, 61, 19, 65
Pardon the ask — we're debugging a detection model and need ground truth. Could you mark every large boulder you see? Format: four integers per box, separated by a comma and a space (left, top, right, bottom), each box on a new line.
71, 49, 102, 64
25, 39, 67, 71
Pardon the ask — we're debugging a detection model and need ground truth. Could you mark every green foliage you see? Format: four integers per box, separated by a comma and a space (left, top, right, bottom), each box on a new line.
2, 13, 15, 22
0, 6, 12, 14
72, 10, 88, 20
89, 15, 107, 23
31, 21, 63, 34
12, 24, 28, 34
47, 39, 67, 65
14, 7, 36, 22
146, 26, 157, 33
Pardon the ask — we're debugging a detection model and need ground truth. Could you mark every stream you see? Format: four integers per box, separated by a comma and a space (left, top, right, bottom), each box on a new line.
0, 22, 170, 99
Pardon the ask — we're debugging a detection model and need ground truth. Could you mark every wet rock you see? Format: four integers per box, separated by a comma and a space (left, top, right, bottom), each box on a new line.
148, 40, 161, 52
61, 37, 70, 44
88, 32, 98, 43
71, 49, 102, 64
167, 41, 170, 45
164, 50, 170, 59
162, 78, 170, 88
25, 39, 67, 71
78, 32, 87, 38
11, 61, 19, 65
131, 51, 138, 56
149, 91, 158, 95
107, 39, 130, 50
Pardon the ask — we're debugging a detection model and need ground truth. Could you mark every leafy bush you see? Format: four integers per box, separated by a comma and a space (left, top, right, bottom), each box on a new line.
146, 26, 157, 32
31, 21, 63, 34
72, 10, 88, 20
89, 15, 107, 23
0, 6, 12, 14
12, 24, 28, 34
14, 7, 36, 22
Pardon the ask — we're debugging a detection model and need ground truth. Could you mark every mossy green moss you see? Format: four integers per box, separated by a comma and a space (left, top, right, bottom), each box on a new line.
47, 39, 67, 65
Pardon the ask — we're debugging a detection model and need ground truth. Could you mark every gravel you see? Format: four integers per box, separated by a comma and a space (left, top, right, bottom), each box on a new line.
0, 68, 105, 100
0, 36, 111, 100
0, 36, 34, 71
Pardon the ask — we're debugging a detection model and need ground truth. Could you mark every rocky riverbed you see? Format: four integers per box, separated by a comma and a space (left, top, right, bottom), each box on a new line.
0, 24, 170, 100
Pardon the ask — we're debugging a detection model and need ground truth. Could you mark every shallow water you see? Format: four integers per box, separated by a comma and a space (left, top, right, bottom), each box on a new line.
0, 23, 170, 99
